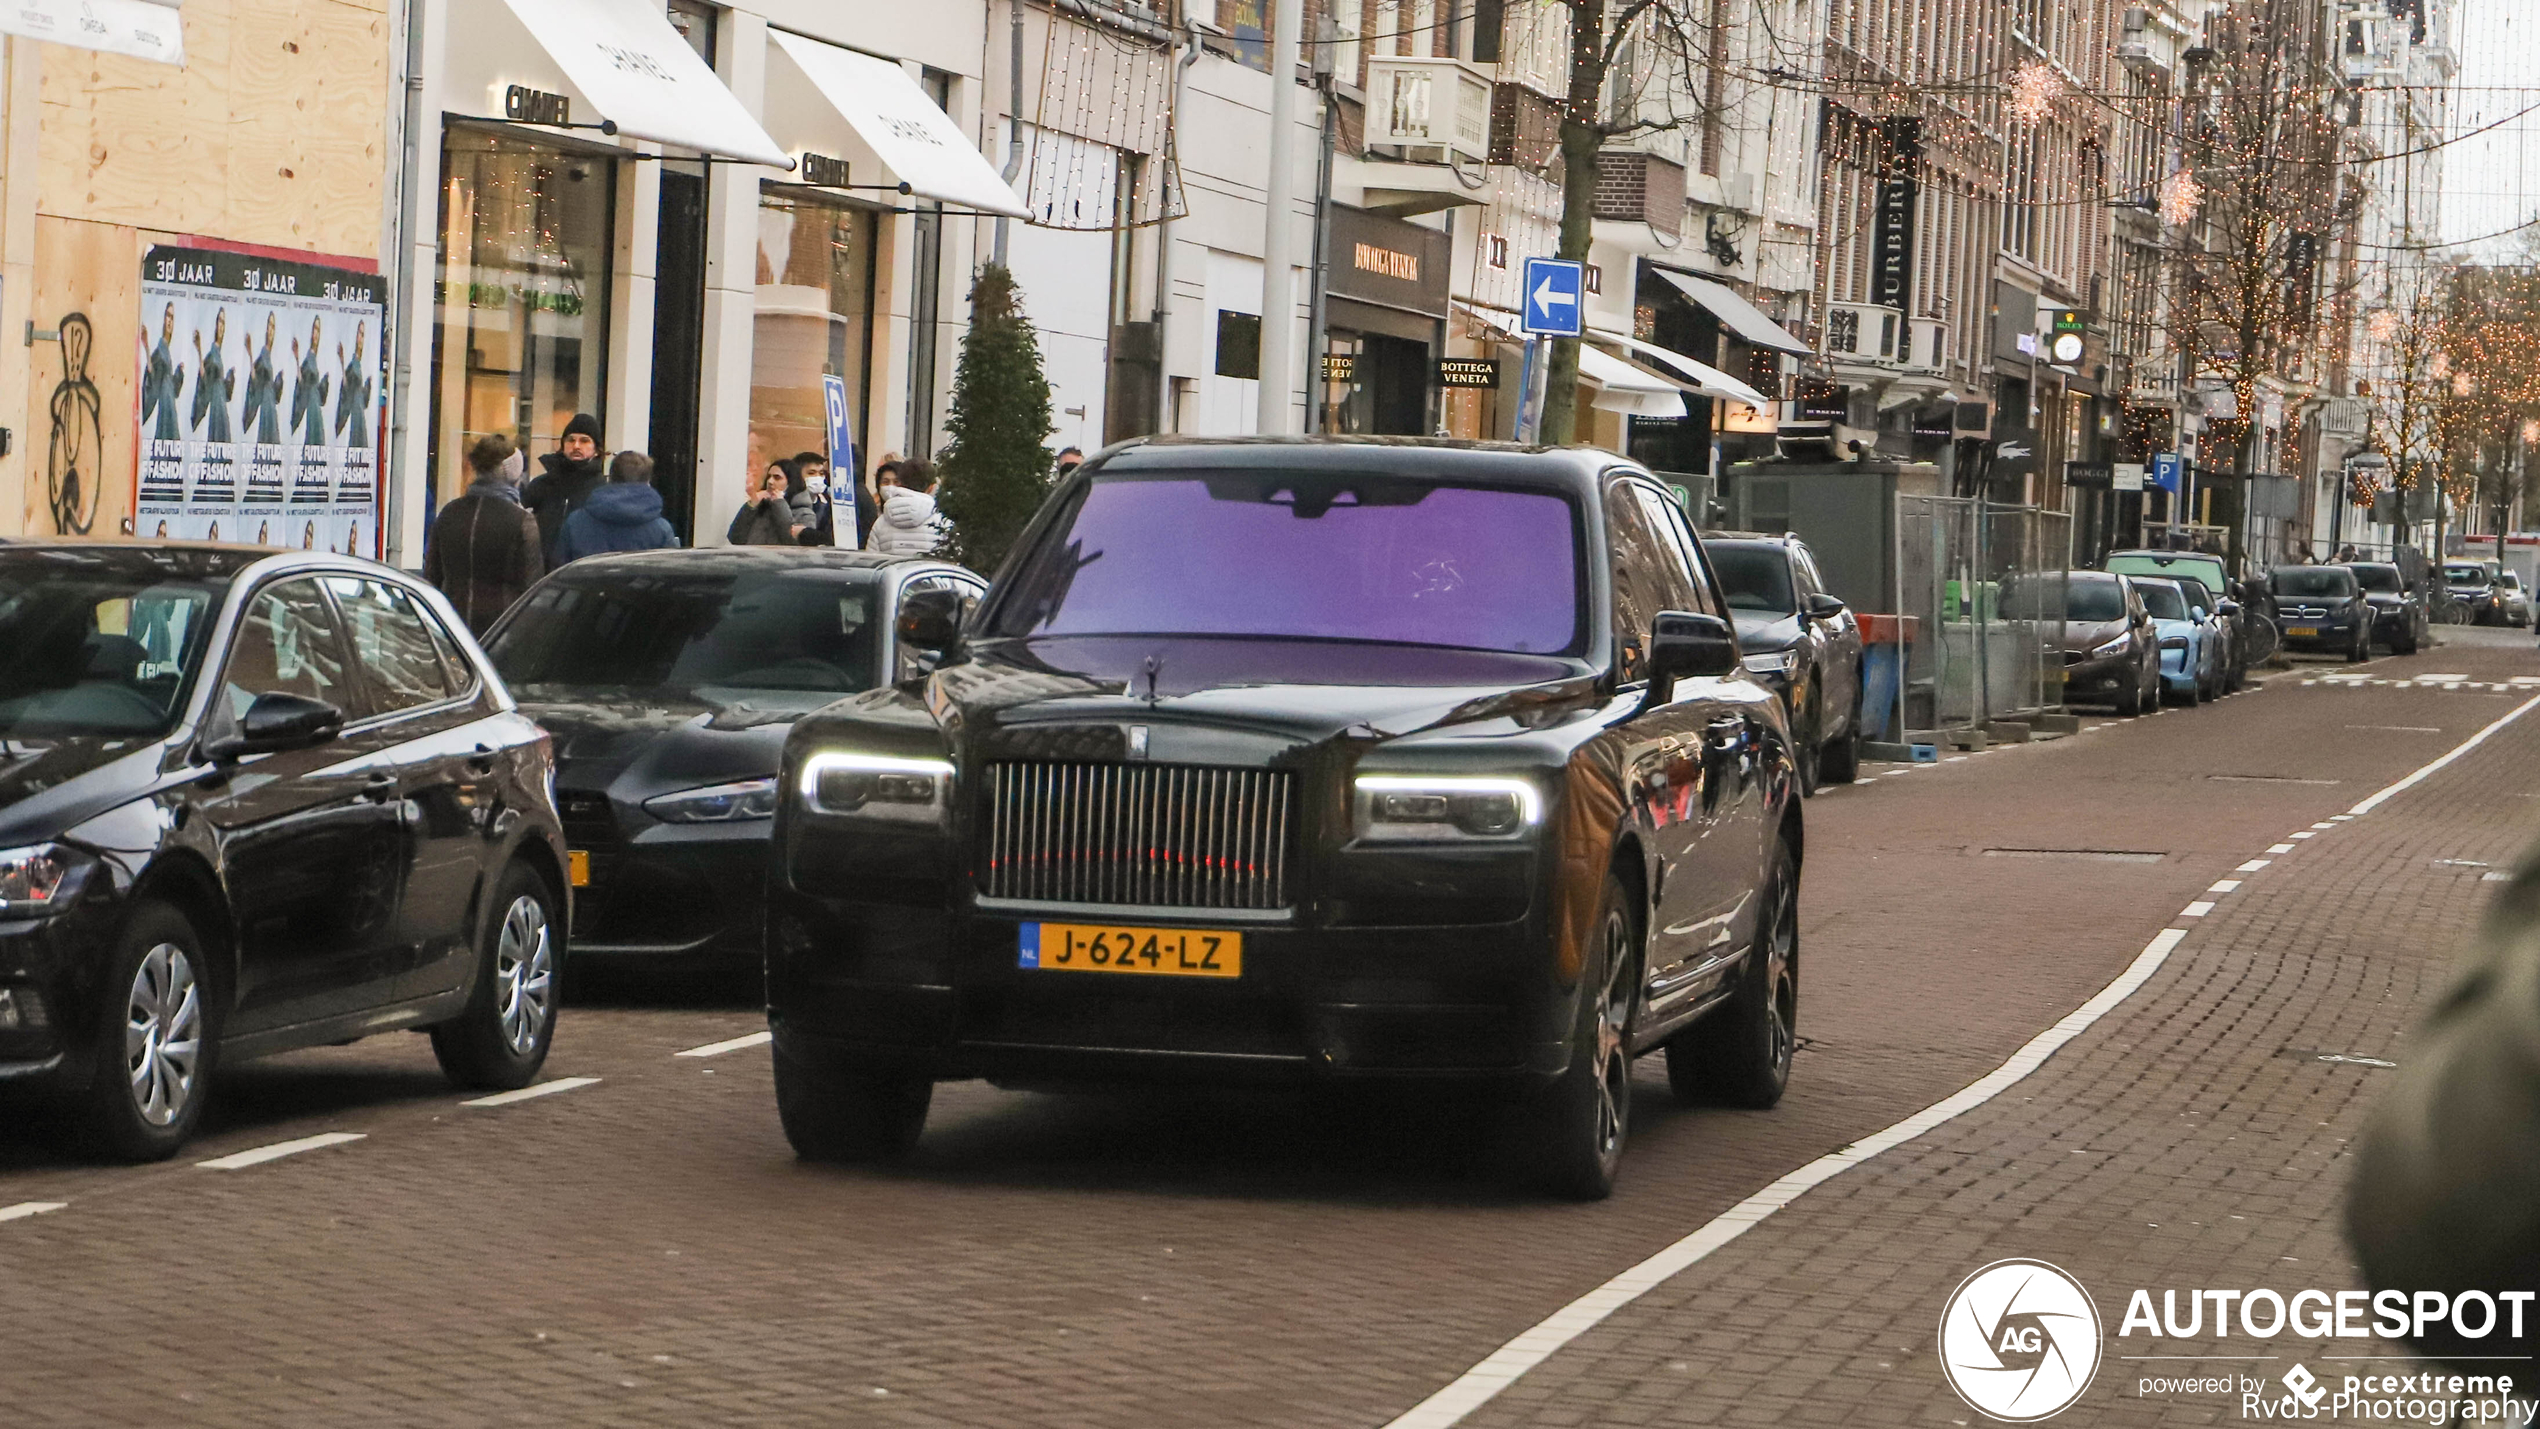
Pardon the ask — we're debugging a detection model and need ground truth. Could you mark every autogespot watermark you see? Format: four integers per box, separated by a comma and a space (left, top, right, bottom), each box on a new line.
1941, 1264, 2537, 1423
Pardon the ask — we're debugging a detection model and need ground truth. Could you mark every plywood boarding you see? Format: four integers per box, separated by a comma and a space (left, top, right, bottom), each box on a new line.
23, 217, 140, 537
38, 0, 388, 259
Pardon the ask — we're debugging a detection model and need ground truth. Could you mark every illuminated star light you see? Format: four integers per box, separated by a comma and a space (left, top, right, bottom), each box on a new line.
2158, 169, 2202, 226
2008, 62, 2061, 125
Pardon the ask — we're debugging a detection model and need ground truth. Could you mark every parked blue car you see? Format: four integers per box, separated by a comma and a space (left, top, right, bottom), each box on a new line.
2134, 575, 2224, 705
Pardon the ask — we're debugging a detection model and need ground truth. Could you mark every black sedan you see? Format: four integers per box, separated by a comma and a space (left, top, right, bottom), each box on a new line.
1704, 533, 1864, 790
482, 548, 984, 973
0, 542, 569, 1159
766, 437, 1805, 1199
2342, 562, 2425, 656
2274, 565, 2372, 660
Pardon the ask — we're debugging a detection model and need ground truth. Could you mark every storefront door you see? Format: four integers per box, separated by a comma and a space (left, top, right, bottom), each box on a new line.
649, 165, 708, 543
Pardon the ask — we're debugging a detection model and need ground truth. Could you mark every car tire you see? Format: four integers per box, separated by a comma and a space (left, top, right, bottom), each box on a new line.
1795, 688, 1822, 796
2113, 667, 2145, 716
1519, 872, 1639, 1200
1668, 839, 1798, 1111
73, 901, 215, 1162
773, 1036, 933, 1163
1818, 688, 1862, 785
2349, 629, 2371, 663
430, 861, 561, 1090
2175, 669, 2200, 707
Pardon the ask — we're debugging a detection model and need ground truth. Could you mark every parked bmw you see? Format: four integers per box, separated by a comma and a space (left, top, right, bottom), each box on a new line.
2273, 565, 2371, 660
2342, 561, 2426, 655
1703, 532, 1864, 791
2132, 575, 2223, 705
0, 542, 569, 1160
765, 438, 1805, 1199
482, 548, 985, 975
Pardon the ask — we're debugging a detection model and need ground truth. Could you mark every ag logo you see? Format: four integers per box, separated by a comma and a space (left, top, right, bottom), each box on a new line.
1938, 1259, 2103, 1422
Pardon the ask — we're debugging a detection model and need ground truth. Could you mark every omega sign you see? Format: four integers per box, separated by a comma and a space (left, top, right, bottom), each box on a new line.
1353, 243, 1419, 282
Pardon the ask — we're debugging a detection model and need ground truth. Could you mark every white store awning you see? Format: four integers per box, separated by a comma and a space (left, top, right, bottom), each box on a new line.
1650, 269, 1811, 356
1587, 329, 1771, 407
488, 0, 789, 167
770, 31, 1028, 217
1574, 343, 1687, 420
0, 0, 182, 65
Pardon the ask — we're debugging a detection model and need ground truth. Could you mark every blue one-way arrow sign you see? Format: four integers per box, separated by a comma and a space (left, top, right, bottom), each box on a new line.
1521, 257, 1584, 337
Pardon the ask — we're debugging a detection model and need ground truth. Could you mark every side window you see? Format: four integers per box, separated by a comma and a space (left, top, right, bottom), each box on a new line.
1631, 483, 1715, 617
220, 578, 351, 719
1789, 543, 1826, 597
324, 576, 457, 715
1606, 483, 1689, 681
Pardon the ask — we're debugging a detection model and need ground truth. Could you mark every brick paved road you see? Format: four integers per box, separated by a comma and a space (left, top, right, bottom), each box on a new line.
2, 639, 2533, 1426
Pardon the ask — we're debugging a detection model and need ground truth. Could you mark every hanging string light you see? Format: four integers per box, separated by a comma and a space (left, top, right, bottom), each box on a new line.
2008, 61, 2061, 125
2158, 168, 2202, 226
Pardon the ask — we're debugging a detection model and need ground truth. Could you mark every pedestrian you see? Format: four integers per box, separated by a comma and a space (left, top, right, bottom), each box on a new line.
859, 451, 900, 546
789, 451, 836, 546
556, 450, 680, 562
866, 457, 947, 557
422, 433, 543, 635
728, 460, 805, 546
1056, 445, 1084, 478
523, 413, 607, 565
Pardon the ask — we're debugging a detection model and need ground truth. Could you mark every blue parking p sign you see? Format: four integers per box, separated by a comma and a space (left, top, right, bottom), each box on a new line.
822, 373, 854, 475
2150, 452, 2182, 494
1520, 258, 1585, 337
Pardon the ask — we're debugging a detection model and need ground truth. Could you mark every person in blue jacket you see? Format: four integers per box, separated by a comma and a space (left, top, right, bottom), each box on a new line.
554, 450, 680, 563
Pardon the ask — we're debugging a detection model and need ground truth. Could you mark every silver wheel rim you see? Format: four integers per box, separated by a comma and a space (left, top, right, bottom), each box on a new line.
495, 894, 554, 1056
1592, 908, 1632, 1165
126, 942, 201, 1127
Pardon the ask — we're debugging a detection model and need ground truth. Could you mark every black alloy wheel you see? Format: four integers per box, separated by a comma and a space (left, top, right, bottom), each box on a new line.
1668, 839, 1798, 1110
76, 901, 215, 1162
773, 1037, 934, 1163
1523, 873, 1640, 1200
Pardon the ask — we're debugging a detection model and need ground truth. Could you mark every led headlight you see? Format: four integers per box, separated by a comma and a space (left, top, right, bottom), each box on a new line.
0, 844, 88, 913
643, 777, 779, 824
1740, 649, 1797, 675
1354, 775, 1543, 842
799, 751, 954, 823
2090, 634, 2132, 659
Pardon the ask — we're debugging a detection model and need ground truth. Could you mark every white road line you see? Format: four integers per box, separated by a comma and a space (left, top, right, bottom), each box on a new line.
2237, 859, 2273, 872
676, 1030, 773, 1059
2181, 902, 2215, 917
2290, 832, 2316, 839
2209, 880, 2242, 893
462, 1076, 601, 1108
1374, 928, 2194, 1429
0, 1201, 68, 1222
1381, 693, 2540, 1429
2267, 843, 2297, 854
197, 1132, 366, 1171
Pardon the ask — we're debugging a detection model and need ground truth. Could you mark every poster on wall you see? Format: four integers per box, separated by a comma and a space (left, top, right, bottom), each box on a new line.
133, 245, 384, 555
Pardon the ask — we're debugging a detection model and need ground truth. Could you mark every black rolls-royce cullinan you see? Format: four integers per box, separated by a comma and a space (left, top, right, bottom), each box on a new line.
0, 542, 570, 1160
764, 439, 1804, 1198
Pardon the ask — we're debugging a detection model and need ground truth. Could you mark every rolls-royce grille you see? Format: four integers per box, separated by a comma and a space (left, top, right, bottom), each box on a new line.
982, 763, 1294, 910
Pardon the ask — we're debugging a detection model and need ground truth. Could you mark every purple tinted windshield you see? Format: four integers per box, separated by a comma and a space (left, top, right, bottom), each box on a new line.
990, 475, 1585, 655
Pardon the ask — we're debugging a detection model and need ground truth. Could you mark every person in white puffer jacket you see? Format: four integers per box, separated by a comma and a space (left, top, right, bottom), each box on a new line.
865, 458, 948, 557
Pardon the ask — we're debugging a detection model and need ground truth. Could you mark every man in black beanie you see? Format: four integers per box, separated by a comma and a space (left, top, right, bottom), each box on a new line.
523, 413, 606, 564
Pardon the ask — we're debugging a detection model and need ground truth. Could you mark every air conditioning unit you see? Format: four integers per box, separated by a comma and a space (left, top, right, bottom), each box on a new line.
1365, 57, 1495, 164
2118, 7, 2157, 70
1824, 303, 1902, 365
1903, 318, 1950, 374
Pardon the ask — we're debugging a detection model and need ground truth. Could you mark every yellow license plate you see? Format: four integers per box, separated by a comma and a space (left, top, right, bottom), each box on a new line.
568, 850, 590, 887
2286, 626, 2319, 638
1020, 922, 1241, 978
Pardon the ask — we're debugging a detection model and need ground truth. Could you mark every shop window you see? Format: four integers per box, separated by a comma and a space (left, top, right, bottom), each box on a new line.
1486, 235, 1508, 269
1215, 311, 1261, 380
666, 0, 716, 63
752, 192, 878, 501
429, 130, 614, 511
1583, 263, 1602, 295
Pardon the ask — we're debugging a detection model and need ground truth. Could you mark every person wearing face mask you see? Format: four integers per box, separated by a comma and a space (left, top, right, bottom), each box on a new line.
788, 451, 836, 547
729, 460, 807, 546
865, 458, 948, 557
523, 412, 607, 564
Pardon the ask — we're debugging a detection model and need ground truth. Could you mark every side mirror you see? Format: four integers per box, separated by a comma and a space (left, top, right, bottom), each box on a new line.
203, 692, 343, 762
896, 587, 965, 655
1804, 591, 1847, 621
1647, 611, 1739, 682
2218, 599, 2241, 617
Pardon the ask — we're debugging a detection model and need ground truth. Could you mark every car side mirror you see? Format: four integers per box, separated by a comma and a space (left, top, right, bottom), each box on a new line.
1804, 592, 1846, 621
896, 587, 965, 655
2218, 599, 2241, 616
1648, 611, 1739, 683
203, 692, 343, 762
2191, 607, 2208, 621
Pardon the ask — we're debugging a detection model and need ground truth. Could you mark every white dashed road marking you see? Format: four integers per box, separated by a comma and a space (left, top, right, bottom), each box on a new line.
198, 1132, 367, 1170
2181, 902, 2215, 917
676, 1031, 773, 1059
2267, 843, 2296, 853
2237, 859, 2273, 872
0, 1201, 68, 1222
2209, 880, 2242, 893
462, 1077, 602, 1108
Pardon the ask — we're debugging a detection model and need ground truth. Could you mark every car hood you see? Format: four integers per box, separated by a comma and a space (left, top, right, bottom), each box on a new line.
518, 690, 833, 794
1730, 612, 1802, 651
796, 635, 1604, 767
2151, 617, 2201, 640
2054, 618, 2129, 655
0, 734, 173, 848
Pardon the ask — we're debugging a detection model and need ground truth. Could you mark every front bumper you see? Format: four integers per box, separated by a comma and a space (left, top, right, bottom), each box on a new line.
565, 818, 770, 961
0, 895, 123, 1090
2279, 618, 2360, 650
2062, 653, 2139, 696
766, 885, 1570, 1087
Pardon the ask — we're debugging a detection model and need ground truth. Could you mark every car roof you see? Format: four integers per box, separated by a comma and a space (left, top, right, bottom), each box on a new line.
2130, 575, 2186, 592
2341, 561, 2400, 573
1699, 531, 1802, 550
1086, 435, 1624, 492
546, 546, 964, 578
0, 538, 276, 582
